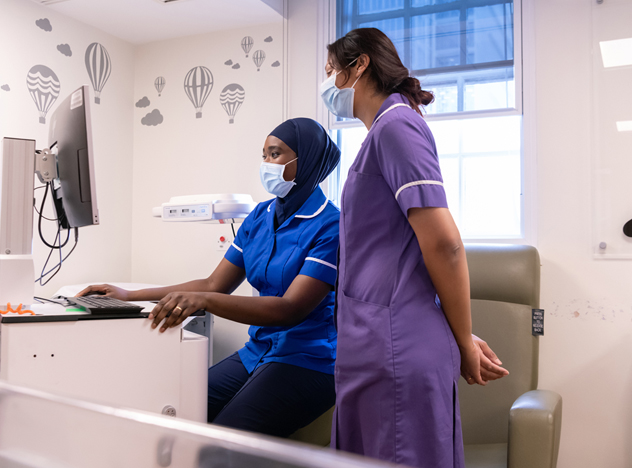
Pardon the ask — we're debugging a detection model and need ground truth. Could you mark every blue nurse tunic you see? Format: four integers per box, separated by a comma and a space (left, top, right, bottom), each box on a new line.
333, 93, 465, 468
223, 185, 339, 375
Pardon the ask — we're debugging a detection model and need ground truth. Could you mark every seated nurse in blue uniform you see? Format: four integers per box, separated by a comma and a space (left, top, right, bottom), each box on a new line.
77, 118, 341, 437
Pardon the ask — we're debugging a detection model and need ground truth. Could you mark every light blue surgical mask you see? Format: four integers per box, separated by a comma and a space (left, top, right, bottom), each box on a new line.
320, 58, 362, 118
260, 158, 297, 198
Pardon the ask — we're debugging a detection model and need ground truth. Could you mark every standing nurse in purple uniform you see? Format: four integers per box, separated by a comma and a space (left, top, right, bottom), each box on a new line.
321, 28, 489, 468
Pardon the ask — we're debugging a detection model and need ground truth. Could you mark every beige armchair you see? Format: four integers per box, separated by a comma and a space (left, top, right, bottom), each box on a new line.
461, 244, 562, 468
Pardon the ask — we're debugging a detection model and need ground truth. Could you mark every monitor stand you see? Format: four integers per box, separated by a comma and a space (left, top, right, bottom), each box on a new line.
0, 138, 36, 305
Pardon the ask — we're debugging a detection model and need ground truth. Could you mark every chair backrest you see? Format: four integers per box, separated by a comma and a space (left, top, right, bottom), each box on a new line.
459, 244, 541, 445
466, 244, 540, 309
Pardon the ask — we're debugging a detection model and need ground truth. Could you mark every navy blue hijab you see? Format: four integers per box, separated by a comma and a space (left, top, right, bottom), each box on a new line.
269, 118, 341, 228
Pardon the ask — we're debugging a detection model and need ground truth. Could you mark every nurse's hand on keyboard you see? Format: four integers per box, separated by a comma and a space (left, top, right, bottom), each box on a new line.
76, 284, 131, 301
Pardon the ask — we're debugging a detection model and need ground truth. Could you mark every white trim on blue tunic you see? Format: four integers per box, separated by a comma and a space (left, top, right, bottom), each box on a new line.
305, 257, 337, 271
395, 180, 444, 200
232, 243, 243, 253
267, 202, 274, 212
295, 199, 328, 219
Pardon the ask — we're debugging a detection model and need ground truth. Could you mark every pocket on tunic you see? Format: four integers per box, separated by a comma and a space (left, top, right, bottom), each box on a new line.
335, 290, 394, 377
341, 171, 403, 307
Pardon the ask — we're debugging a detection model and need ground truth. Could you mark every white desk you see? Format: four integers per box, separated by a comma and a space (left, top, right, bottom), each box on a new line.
0, 284, 210, 423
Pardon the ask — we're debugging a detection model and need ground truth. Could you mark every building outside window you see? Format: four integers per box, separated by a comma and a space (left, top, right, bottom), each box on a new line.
329, 0, 523, 239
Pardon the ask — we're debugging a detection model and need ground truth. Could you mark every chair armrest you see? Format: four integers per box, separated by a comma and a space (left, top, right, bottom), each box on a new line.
508, 389, 562, 468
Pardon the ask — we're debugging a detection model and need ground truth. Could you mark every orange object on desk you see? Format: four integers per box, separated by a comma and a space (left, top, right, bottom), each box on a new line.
1, 303, 35, 315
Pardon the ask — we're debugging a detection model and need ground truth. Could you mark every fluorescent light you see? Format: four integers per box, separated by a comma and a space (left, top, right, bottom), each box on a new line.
600, 38, 632, 68
616, 121, 632, 132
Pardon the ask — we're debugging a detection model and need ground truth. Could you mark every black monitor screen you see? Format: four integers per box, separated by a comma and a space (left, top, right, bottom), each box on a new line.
48, 85, 99, 229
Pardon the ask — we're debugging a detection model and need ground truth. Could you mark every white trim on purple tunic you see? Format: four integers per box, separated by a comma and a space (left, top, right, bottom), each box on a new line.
395, 180, 444, 200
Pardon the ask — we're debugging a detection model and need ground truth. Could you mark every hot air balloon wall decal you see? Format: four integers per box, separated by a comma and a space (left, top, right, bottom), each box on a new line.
155, 76, 166, 97
219, 84, 245, 124
85, 42, 111, 104
184, 66, 213, 119
241, 36, 253, 57
26, 65, 60, 124
253, 50, 266, 71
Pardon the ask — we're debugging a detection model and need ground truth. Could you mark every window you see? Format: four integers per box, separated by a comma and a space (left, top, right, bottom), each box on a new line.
329, 0, 523, 239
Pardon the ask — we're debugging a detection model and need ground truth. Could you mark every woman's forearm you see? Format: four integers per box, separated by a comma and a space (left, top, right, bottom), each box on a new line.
127, 279, 214, 302
201, 293, 302, 327
149, 274, 333, 331
422, 239, 473, 348
128, 258, 247, 302
408, 207, 473, 348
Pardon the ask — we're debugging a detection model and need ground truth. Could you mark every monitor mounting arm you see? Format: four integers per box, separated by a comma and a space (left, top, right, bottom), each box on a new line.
34, 147, 58, 183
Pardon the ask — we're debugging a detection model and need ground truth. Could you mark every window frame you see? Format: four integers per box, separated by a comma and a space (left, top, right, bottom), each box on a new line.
324, 0, 536, 244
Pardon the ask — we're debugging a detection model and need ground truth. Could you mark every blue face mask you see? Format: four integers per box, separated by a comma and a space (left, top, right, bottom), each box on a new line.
260, 158, 297, 198
320, 58, 362, 118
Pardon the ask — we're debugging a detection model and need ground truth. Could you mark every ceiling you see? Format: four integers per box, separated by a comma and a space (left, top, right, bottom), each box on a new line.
41, 0, 283, 45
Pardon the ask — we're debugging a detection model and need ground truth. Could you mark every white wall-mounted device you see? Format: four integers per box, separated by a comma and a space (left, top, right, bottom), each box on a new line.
152, 193, 256, 224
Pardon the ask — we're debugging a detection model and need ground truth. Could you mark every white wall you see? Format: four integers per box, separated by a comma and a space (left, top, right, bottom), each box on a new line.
534, 1, 632, 467
0, 0, 135, 297
131, 22, 284, 362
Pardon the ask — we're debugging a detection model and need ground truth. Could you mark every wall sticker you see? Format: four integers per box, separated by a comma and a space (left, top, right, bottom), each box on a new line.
253, 50, 266, 71
155, 76, 166, 96
241, 36, 254, 57
141, 109, 163, 126
26, 65, 60, 124
184, 66, 213, 119
85, 42, 112, 104
219, 84, 245, 124
136, 96, 150, 108
57, 44, 72, 57
35, 18, 52, 32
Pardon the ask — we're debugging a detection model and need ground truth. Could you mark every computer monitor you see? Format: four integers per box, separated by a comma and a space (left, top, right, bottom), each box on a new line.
48, 85, 99, 229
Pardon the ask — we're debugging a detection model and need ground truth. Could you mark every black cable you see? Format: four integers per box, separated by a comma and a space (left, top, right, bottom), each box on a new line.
34, 184, 57, 220
35, 228, 79, 285
231, 223, 236, 237
33, 205, 57, 221
37, 224, 63, 286
33, 186, 57, 221
38, 182, 70, 249
34, 296, 64, 304
43, 228, 79, 279
31, 145, 76, 286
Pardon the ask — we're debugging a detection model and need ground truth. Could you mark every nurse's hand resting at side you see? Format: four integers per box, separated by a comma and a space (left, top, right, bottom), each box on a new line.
472, 334, 509, 383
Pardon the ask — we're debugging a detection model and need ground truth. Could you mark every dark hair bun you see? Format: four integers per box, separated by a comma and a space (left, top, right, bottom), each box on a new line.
396, 77, 434, 107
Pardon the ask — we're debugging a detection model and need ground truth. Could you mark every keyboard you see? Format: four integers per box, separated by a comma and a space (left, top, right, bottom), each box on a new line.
64, 295, 144, 315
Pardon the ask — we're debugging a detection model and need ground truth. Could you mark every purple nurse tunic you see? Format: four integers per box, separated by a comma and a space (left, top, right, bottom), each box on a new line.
333, 93, 465, 468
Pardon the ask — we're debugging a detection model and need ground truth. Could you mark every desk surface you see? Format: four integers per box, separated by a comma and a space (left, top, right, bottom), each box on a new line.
0, 299, 155, 324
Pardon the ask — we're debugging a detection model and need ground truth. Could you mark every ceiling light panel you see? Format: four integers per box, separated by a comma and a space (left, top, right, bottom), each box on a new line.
600, 37, 632, 68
